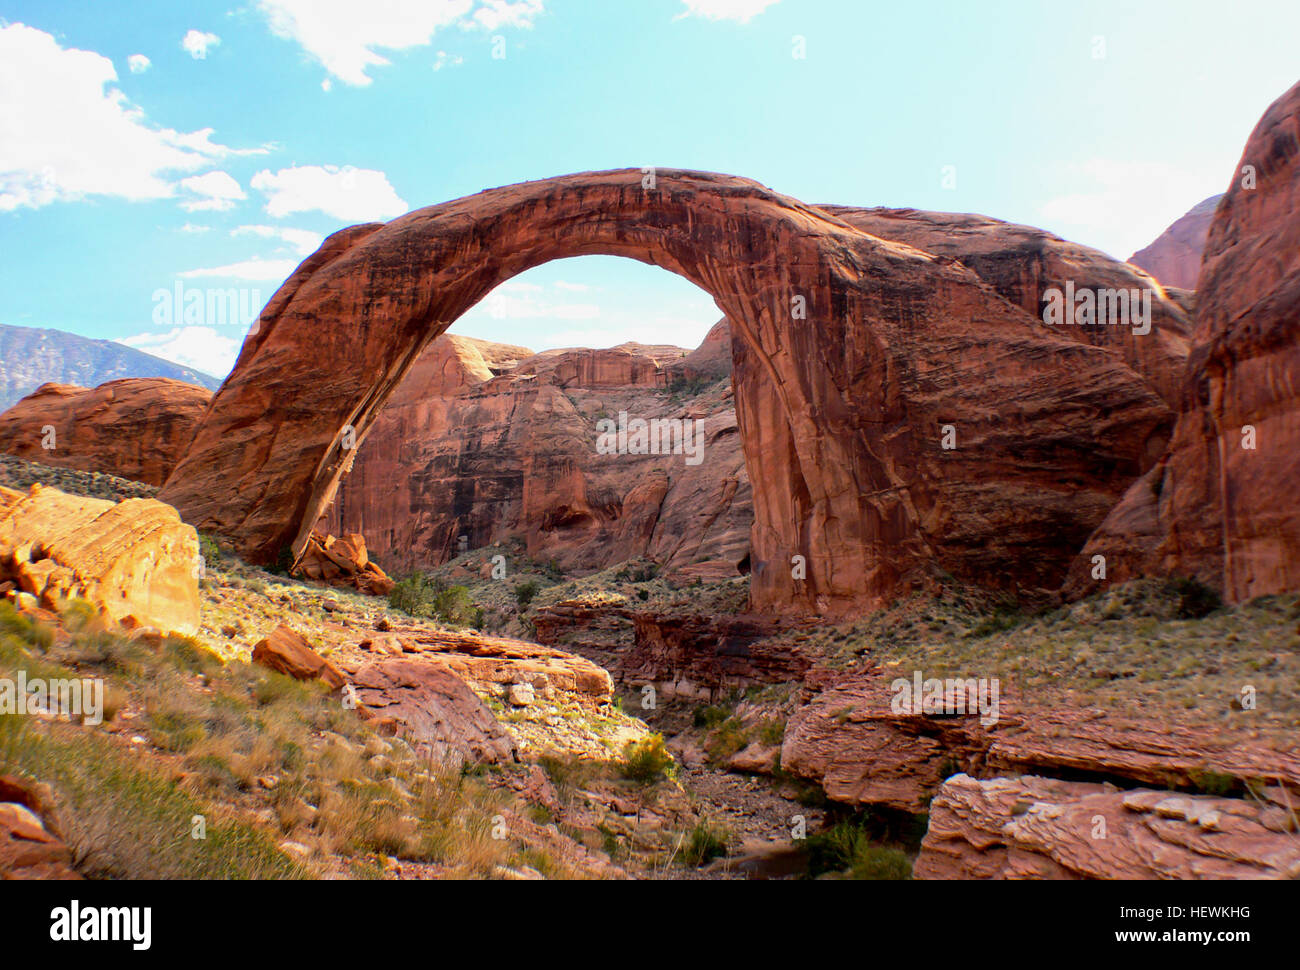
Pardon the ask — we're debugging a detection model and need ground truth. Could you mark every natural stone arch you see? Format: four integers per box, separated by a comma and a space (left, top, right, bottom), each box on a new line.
160, 169, 1170, 617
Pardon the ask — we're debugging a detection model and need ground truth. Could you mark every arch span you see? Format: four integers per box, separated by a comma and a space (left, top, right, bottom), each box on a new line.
160, 169, 1171, 616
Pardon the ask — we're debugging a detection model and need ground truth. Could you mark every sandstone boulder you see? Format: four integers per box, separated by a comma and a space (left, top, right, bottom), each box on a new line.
347, 657, 518, 765
294, 530, 394, 596
0, 484, 198, 635
0, 775, 79, 880
251, 625, 347, 690
0, 379, 211, 486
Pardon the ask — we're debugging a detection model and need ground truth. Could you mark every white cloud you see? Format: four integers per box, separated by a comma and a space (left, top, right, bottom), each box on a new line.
177, 258, 300, 282
0, 24, 246, 211
119, 326, 241, 376
464, 0, 544, 31
179, 222, 211, 233
127, 54, 151, 74
1037, 158, 1226, 259
255, 0, 542, 86
553, 281, 589, 292
179, 170, 246, 212
181, 30, 221, 60
250, 164, 407, 222
432, 50, 464, 71
675, 0, 780, 23
477, 279, 600, 321
232, 223, 324, 255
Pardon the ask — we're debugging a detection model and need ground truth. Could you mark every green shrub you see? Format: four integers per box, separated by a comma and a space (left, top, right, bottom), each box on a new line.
619, 734, 675, 784
389, 573, 481, 627
513, 579, 541, 610
1168, 576, 1222, 619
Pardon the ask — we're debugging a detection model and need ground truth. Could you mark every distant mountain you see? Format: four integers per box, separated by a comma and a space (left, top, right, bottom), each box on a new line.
1128, 194, 1224, 290
0, 323, 222, 411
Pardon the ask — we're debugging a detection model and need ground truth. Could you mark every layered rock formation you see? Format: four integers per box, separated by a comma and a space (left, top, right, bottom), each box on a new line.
0, 379, 212, 486
916, 774, 1300, 880
825, 206, 1192, 408
0, 484, 199, 635
1067, 80, 1300, 602
780, 668, 1300, 814
1128, 194, 1224, 290
322, 329, 750, 577
161, 169, 1175, 617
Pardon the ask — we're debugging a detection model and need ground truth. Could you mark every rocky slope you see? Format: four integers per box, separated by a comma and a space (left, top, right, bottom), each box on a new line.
1128, 194, 1224, 290
0, 323, 221, 411
0, 379, 212, 486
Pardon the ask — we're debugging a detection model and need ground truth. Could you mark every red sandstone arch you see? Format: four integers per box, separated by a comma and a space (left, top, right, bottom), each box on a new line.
160, 169, 1171, 617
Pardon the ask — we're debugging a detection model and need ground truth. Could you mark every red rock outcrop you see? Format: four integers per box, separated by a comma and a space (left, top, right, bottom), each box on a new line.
251, 624, 347, 690
1128, 194, 1224, 290
780, 668, 1300, 813
346, 657, 518, 765
354, 621, 614, 703
1067, 80, 1300, 602
323, 328, 750, 577
161, 169, 1174, 618
294, 530, 394, 596
916, 774, 1300, 880
0, 483, 199, 635
0, 379, 211, 486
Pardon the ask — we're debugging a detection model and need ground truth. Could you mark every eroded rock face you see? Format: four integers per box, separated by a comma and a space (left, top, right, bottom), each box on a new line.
0, 484, 199, 635
0, 379, 212, 486
780, 668, 1300, 813
162, 169, 1176, 617
323, 328, 750, 578
1067, 80, 1300, 602
1129, 194, 1224, 290
916, 774, 1300, 880
823, 206, 1192, 408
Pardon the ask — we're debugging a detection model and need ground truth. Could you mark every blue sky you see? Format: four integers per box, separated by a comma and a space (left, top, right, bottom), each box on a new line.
1, 0, 1297, 379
